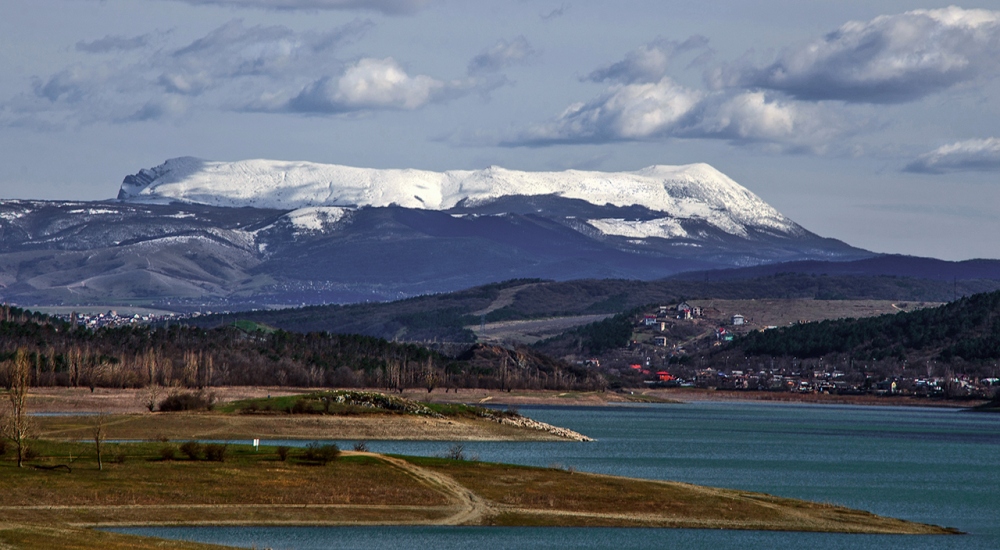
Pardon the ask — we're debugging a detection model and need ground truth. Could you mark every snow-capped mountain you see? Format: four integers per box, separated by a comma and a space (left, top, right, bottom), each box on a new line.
0, 159, 872, 308
119, 157, 802, 241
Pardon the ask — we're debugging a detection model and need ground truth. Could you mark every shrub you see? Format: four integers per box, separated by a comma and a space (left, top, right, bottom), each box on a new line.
158, 391, 214, 412
23, 446, 39, 461
276, 446, 290, 461
303, 442, 340, 465
180, 441, 203, 460
112, 449, 128, 464
290, 399, 313, 414
445, 444, 466, 461
159, 446, 176, 461
352, 441, 369, 452
204, 443, 227, 462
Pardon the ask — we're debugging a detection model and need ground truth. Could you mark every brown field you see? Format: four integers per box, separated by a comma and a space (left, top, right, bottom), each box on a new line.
690, 299, 939, 329
33, 410, 570, 442
470, 313, 614, 344
0, 441, 957, 549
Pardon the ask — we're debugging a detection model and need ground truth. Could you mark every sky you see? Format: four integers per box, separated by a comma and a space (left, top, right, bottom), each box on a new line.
1, 0, 999, 261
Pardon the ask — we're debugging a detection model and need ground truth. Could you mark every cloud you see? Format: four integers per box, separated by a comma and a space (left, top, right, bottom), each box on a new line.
119, 96, 189, 123
506, 77, 841, 151
540, 3, 569, 21
168, 18, 371, 80
286, 57, 467, 112
905, 138, 1000, 173
3, 19, 389, 125
585, 36, 710, 84
712, 6, 1000, 103
467, 36, 536, 75
76, 34, 153, 53
169, 0, 432, 14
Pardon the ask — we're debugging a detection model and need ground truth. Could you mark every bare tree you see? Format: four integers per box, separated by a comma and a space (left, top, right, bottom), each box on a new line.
93, 410, 108, 471
142, 384, 162, 413
423, 356, 437, 393
1, 349, 33, 468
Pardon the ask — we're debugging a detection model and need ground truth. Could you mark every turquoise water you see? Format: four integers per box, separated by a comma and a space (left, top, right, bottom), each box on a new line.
108, 402, 1000, 549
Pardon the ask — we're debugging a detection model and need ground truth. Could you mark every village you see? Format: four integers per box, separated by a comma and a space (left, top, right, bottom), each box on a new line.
602, 302, 1000, 401
55, 310, 193, 329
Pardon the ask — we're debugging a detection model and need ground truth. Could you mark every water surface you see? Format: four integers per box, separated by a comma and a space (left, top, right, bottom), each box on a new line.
108, 401, 1000, 549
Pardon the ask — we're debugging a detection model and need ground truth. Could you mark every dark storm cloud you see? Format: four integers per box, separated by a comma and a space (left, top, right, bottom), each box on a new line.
710, 6, 1000, 104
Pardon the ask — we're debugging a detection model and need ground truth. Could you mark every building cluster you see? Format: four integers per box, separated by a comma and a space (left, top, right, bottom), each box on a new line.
654, 367, 1000, 400
58, 310, 187, 329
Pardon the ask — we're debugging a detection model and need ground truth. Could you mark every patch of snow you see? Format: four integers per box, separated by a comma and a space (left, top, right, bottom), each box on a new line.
587, 217, 690, 239
283, 206, 351, 232
119, 158, 804, 237
0, 210, 28, 221
66, 208, 118, 215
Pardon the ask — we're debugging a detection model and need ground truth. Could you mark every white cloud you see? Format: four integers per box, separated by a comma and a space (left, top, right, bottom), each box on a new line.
287, 57, 467, 112
906, 138, 1000, 173
540, 3, 569, 21
712, 6, 1000, 103
76, 34, 153, 53
585, 36, 710, 84
467, 36, 536, 75
169, 0, 432, 14
508, 78, 840, 150
2, 19, 388, 125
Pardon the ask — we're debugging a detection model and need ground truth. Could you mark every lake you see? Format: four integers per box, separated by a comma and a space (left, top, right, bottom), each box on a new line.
107, 401, 1000, 549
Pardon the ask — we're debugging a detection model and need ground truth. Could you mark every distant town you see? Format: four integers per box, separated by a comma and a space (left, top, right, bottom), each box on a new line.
602, 303, 1000, 401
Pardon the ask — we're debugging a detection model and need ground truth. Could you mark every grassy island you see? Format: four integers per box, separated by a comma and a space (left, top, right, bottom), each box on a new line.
32, 390, 591, 442
0, 437, 958, 549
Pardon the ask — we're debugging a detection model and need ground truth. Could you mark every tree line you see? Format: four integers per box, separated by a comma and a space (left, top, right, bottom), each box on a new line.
731, 290, 1000, 364
0, 305, 603, 392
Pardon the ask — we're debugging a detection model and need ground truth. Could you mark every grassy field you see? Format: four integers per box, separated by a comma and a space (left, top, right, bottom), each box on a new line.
0, 439, 958, 549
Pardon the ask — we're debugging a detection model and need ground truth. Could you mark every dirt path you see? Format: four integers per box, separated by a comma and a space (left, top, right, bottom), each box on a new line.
471, 283, 540, 317
357, 452, 490, 525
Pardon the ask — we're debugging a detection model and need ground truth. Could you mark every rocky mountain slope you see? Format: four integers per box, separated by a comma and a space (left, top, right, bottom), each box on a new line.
0, 158, 872, 308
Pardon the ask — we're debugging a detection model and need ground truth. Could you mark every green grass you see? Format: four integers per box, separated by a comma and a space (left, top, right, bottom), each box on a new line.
219, 390, 509, 419
230, 319, 277, 333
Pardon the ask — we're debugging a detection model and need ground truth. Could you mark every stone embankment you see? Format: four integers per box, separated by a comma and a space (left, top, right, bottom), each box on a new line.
486, 413, 593, 442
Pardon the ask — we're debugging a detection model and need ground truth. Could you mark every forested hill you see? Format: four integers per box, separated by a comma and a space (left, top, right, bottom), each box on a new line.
733, 290, 1000, 363
0, 305, 603, 391
187, 274, 1000, 342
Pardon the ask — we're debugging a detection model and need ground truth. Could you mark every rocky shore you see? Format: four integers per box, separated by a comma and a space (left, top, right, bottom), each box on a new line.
487, 412, 594, 442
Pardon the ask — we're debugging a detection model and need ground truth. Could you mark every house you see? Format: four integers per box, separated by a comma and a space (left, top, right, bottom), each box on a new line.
732, 314, 745, 326
653, 336, 668, 346
643, 315, 657, 326
676, 302, 692, 319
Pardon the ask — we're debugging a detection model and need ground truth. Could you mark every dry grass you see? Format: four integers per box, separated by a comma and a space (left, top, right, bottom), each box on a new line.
0, 524, 224, 550
0, 443, 446, 509
0, 440, 959, 550
33, 411, 565, 442
690, 299, 939, 329
405, 458, 959, 535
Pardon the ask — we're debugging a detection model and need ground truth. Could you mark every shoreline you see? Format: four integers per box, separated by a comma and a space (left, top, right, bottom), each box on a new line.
26, 386, 987, 415
0, 445, 959, 546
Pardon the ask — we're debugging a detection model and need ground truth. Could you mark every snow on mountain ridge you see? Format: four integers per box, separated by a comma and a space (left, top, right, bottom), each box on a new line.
118, 158, 802, 238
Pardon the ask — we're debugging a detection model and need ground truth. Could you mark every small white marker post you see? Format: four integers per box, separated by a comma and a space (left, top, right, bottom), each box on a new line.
253, 438, 260, 452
